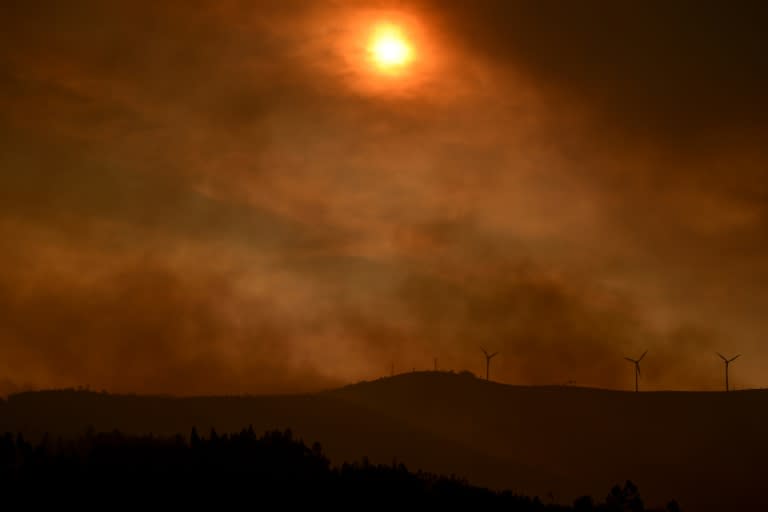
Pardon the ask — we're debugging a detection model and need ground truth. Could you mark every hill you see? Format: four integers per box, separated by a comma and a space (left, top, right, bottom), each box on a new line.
2, 372, 766, 510
1, 428, 562, 510
330, 372, 768, 511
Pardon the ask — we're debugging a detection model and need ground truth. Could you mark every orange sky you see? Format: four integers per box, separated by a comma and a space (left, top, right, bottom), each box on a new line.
0, 1, 767, 395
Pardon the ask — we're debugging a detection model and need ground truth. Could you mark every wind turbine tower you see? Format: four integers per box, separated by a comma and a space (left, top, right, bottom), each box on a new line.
624, 350, 647, 392
716, 352, 741, 392
480, 347, 498, 381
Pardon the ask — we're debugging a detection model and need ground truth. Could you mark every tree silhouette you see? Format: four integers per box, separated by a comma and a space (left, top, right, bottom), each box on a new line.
605, 480, 644, 511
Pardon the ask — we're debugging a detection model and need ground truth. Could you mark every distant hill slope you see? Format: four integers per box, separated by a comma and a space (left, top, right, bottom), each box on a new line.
0, 382, 546, 497
329, 372, 768, 512
1, 372, 766, 511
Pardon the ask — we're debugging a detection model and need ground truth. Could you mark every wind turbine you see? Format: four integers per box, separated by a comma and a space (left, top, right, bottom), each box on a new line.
716, 352, 741, 392
624, 350, 647, 392
480, 347, 498, 381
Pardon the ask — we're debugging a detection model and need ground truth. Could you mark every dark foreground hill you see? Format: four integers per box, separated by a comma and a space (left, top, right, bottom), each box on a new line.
1, 428, 654, 510
1, 372, 766, 510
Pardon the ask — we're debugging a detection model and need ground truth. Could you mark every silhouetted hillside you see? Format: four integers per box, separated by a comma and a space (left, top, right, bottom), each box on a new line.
1, 372, 766, 510
1, 427, 673, 510
330, 372, 768, 511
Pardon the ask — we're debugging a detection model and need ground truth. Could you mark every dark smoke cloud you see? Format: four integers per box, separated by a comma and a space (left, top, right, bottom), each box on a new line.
419, 0, 768, 144
0, 0, 765, 394
0, 255, 340, 395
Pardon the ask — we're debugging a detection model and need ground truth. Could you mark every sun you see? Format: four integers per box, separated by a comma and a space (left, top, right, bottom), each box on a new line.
374, 37, 409, 65
369, 25, 413, 70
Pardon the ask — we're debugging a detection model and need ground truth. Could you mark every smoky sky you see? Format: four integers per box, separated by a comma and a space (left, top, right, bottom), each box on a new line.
0, 0, 766, 395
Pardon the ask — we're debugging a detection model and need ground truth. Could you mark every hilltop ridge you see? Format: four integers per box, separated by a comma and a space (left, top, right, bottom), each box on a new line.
1, 372, 767, 510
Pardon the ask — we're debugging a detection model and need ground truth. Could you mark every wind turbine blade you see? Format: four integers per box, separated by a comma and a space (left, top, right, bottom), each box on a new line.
716, 352, 727, 362
638, 350, 648, 361
730, 354, 741, 362
636, 364, 641, 377
490, 352, 498, 358
624, 357, 636, 363
480, 346, 488, 357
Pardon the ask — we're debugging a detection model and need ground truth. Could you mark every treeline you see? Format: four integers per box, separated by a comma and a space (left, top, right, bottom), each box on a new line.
0, 427, 678, 510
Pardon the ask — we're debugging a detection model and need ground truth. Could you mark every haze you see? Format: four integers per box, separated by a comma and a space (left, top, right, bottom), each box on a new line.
1, 1, 766, 395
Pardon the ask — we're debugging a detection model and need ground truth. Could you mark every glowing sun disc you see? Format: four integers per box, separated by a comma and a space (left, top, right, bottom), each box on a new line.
370, 27, 412, 68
